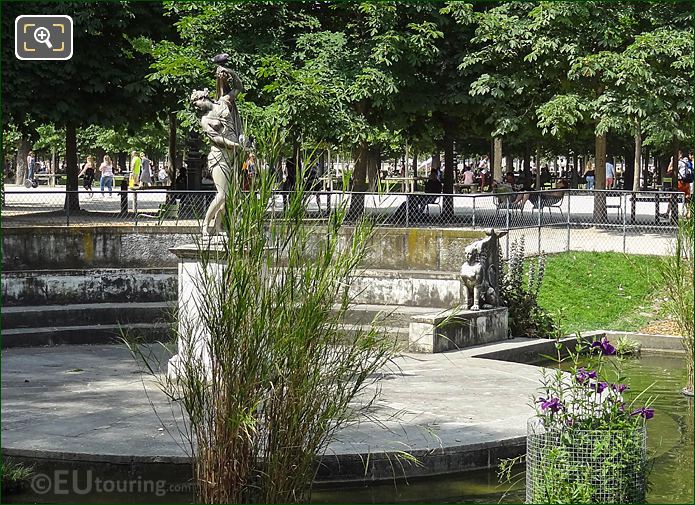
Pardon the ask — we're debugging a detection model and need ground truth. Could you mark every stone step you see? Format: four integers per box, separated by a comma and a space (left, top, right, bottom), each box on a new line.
2, 323, 172, 348
2, 302, 174, 330
341, 303, 449, 327
339, 323, 410, 348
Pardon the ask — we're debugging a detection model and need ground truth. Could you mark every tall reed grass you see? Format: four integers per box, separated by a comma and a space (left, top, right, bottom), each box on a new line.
131, 125, 396, 503
659, 202, 693, 394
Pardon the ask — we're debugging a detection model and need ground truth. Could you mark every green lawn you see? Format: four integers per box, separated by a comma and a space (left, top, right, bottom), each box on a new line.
536, 251, 665, 335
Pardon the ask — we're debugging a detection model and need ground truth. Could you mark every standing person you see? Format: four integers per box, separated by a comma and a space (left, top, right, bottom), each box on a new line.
78, 155, 96, 197
130, 151, 141, 188
584, 162, 596, 190
99, 155, 115, 197
242, 152, 256, 191
605, 159, 616, 188
139, 152, 152, 188
26, 150, 36, 182
676, 150, 692, 201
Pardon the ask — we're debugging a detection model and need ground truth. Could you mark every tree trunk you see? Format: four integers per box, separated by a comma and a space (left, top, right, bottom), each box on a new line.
64, 124, 80, 211
633, 123, 642, 191
443, 132, 455, 218
432, 151, 441, 174
412, 151, 418, 179
593, 133, 607, 221
168, 111, 177, 190
493, 137, 503, 182
15, 136, 31, 185
535, 146, 542, 190
505, 152, 513, 173
523, 147, 531, 179
623, 146, 635, 195
346, 141, 369, 221
367, 147, 380, 192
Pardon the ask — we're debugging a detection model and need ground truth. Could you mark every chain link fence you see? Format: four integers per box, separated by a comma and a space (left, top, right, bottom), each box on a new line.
526, 417, 647, 503
2, 188, 682, 257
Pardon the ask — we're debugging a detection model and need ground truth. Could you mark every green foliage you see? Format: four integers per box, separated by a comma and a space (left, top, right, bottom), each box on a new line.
526, 338, 653, 503
615, 335, 642, 357
1, 460, 33, 494
499, 237, 556, 338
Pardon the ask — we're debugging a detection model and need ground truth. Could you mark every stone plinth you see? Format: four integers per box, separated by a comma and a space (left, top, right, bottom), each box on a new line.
167, 243, 226, 379
409, 307, 509, 353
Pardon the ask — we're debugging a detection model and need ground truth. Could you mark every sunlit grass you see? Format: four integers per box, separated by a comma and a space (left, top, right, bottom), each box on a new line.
536, 251, 664, 335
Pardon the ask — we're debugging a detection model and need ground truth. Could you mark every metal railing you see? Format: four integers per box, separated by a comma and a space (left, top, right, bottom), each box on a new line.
1, 187, 684, 256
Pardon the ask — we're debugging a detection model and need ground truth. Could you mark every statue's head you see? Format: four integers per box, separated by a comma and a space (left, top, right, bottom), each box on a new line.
465, 247, 477, 264
190, 88, 213, 112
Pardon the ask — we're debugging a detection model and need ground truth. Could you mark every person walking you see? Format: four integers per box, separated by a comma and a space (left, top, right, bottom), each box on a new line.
242, 153, 256, 191
140, 152, 152, 188
78, 155, 96, 197
584, 162, 596, 190
605, 159, 616, 188
129, 151, 141, 188
26, 150, 36, 182
99, 155, 115, 197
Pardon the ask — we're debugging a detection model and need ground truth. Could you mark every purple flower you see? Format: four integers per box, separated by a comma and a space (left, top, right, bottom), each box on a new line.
630, 407, 655, 420
575, 368, 598, 384
591, 336, 617, 356
538, 396, 563, 413
591, 381, 609, 394
611, 383, 629, 393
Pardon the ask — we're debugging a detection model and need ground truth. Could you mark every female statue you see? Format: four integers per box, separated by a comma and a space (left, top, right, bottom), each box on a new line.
190, 64, 244, 235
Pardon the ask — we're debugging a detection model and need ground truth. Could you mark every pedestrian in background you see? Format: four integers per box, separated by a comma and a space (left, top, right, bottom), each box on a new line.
26, 150, 36, 182
584, 162, 595, 190
605, 159, 616, 188
99, 155, 114, 197
130, 151, 141, 188
78, 155, 96, 197
140, 152, 152, 188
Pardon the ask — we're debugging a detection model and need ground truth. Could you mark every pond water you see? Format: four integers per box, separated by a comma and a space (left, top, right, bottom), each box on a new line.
313, 353, 693, 504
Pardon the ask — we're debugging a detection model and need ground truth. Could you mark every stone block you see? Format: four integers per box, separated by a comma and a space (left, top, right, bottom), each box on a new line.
409, 307, 509, 353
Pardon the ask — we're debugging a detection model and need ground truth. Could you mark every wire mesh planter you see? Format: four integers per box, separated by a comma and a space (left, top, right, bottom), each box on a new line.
526, 417, 647, 504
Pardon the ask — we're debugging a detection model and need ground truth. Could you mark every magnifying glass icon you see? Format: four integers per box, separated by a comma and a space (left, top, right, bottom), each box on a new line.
33, 27, 53, 49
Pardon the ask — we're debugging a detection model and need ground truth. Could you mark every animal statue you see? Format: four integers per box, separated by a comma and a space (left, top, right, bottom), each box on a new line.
460, 246, 485, 310
459, 229, 507, 310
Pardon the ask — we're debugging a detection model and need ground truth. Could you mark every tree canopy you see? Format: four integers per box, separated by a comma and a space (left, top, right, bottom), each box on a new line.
3, 1, 693, 192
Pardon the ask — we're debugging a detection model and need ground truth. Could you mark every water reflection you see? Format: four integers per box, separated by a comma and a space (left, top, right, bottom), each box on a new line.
314, 354, 693, 504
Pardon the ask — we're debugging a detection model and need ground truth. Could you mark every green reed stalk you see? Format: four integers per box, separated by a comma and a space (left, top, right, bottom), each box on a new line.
659, 202, 694, 393
132, 122, 395, 503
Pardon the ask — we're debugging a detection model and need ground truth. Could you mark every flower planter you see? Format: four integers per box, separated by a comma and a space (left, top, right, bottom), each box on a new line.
526, 417, 647, 504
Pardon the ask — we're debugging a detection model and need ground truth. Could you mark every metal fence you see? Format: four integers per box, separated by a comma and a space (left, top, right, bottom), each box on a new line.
1, 188, 683, 257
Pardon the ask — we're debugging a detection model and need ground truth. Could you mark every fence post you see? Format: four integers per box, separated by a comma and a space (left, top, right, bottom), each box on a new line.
537, 192, 542, 254
471, 195, 476, 229
405, 192, 409, 228
566, 190, 571, 252
622, 193, 627, 254
133, 190, 138, 226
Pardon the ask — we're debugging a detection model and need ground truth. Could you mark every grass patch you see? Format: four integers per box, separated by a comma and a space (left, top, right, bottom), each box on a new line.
1, 460, 32, 494
536, 251, 664, 335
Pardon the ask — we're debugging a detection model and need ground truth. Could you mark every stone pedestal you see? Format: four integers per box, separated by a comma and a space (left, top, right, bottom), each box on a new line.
409, 307, 509, 353
167, 243, 225, 379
